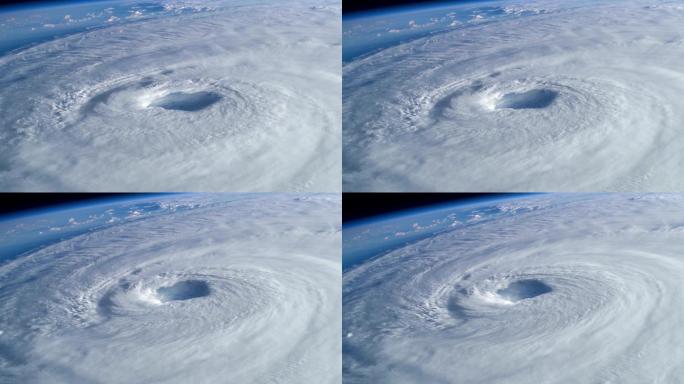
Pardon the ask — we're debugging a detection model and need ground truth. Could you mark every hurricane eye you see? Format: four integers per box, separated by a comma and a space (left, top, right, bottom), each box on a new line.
496, 279, 552, 302
495, 89, 558, 110
150, 91, 222, 112
156, 280, 210, 302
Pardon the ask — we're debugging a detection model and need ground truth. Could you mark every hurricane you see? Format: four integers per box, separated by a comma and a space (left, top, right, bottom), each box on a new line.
343, 193, 684, 383
0, 0, 341, 191
0, 193, 341, 383
343, 0, 684, 191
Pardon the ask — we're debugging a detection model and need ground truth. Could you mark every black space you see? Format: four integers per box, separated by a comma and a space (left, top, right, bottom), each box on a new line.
0, 0, 468, 13
343, 193, 520, 223
0, 193, 146, 216
344, 0, 470, 14
0, 0, 111, 9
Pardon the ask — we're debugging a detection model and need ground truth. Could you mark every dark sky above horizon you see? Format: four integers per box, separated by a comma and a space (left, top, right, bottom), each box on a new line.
1, 193, 519, 222
0, 0, 112, 10
0, 193, 149, 217
344, 0, 473, 14
343, 193, 520, 223
0, 0, 472, 13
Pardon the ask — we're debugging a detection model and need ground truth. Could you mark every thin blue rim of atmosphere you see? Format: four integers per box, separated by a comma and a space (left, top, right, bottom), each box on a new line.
0, 0, 118, 13
0, 193, 184, 222
343, 193, 546, 229
343, 0, 499, 20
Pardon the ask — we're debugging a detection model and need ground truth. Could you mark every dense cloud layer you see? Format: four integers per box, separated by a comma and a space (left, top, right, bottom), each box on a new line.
343, 0, 684, 191
344, 194, 684, 383
0, 194, 341, 383
0, 0, 341, 191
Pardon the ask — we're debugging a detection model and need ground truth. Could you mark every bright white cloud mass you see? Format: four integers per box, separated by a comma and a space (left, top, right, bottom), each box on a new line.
0, 194, 341, 383
343, 0, 684, 191
0, 0, 341, 191
344, 194, 684, 383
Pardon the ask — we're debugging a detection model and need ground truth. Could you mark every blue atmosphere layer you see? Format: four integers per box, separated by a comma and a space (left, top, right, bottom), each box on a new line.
343, 0, 527, 62
0, 193, 176, 264
343, 194, 540, 270
0, 0, 191, 55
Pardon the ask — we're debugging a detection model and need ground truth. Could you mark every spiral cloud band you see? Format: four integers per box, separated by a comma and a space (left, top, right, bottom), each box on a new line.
0, 0, 341, 191
343, 194, 684, 383
0, 194, 341, 383
343, 0, 684, 191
